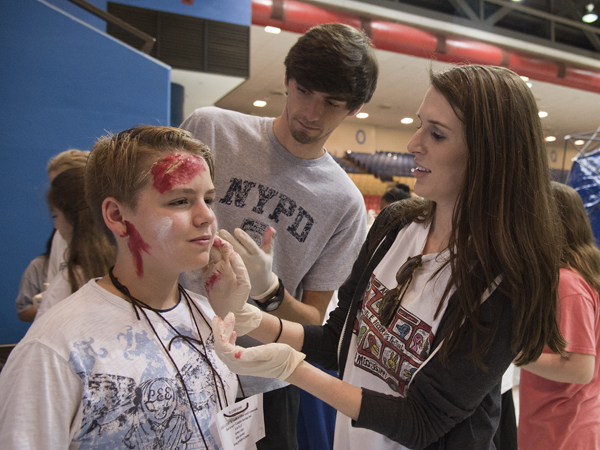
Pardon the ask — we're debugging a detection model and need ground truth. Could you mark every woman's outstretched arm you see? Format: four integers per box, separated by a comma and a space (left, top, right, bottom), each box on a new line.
286, 361, 362, 420
212, 312, 363, 420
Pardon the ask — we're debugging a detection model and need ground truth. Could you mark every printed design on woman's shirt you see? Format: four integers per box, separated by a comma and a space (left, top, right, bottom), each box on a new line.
219, 177, 314, 243
68, 325, 227, 449
354, 273, 433, 396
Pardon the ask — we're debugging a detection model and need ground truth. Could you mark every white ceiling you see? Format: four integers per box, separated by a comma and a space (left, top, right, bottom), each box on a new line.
176, 24, 600, 151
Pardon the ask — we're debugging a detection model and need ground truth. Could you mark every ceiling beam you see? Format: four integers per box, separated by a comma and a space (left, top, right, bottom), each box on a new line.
448, 0, 480, 22
563, 0, 600, 52
484, 5, 512, 26
484, 0, 600, 37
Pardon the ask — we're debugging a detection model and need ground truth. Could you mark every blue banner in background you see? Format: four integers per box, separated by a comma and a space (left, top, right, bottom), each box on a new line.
568, 148, 600, 244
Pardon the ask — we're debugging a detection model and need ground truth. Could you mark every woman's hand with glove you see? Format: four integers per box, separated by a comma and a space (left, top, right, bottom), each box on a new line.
217, 227, 279, 300
212, 312, 306, 382
202, 236, 262, 336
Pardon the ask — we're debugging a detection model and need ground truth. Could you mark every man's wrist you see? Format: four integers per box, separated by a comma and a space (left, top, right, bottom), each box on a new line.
254, 277, 285, 312
250, 273, 279, 301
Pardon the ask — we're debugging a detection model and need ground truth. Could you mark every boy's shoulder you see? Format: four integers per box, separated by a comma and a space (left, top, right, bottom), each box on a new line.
24, 281, 128, 343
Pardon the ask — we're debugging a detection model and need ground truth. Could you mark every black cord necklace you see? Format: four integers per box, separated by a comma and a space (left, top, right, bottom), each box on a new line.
108, 267, 230, 448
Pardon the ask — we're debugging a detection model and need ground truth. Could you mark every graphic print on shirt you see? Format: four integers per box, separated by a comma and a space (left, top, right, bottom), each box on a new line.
219, 177, 314, 244
354, 273, 433, 396
68, 325, 228, 450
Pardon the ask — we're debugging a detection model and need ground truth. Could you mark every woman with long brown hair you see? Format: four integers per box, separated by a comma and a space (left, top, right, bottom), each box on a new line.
519, 181, 600, 449
206, 64, 566, 449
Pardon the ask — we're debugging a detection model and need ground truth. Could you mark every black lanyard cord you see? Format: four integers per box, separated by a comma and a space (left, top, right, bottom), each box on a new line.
108, 267, 230, 448
183, 288, 248, 400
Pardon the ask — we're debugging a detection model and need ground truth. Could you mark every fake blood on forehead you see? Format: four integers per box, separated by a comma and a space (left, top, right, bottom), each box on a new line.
151, 153, 206, 194
122, 221, 151, 277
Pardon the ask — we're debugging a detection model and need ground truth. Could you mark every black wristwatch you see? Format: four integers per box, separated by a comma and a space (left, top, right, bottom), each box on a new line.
255, 277, 285, 312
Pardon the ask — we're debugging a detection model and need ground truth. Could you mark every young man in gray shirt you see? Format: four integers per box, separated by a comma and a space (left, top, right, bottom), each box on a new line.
180, 22, 378, 450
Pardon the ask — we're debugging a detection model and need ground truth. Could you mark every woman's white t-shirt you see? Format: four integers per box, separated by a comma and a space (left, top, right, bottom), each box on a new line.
334, 221, 455, 450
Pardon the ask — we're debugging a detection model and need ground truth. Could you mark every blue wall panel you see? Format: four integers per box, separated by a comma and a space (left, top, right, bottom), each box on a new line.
43, 0, 251, 30
44, 0, 107, 29
0, 0, 170, 344
112, 0, 251, 26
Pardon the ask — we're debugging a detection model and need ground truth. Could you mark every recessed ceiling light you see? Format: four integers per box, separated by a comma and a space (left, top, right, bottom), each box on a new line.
253, 100, 267, 107
538, 111, 548, 118
526, 82, 533, 88
265, 26, 281, 34
575, 139, 586, 145
545, 136, 557, 142
583, 4, 598, 23
356, 112, 369, 119
401, 117, 414, 124
520, 76, 529, 82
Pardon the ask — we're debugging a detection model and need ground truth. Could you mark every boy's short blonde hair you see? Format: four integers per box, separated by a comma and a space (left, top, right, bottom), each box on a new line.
85, 126, 214, 243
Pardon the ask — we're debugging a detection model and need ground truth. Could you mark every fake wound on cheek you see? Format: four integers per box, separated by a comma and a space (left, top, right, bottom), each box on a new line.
151, 153, 206, 193
122, 221, 151, 277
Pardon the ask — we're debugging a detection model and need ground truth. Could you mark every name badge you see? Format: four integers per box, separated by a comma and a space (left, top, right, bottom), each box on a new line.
213, 394, 265, 450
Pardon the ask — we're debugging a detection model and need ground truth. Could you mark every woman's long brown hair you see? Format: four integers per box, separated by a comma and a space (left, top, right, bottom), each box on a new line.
390, 65, 566, 369
48, 167, 116, 293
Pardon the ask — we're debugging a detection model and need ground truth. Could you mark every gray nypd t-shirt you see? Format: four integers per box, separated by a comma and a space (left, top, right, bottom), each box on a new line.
180, 106, 367, 395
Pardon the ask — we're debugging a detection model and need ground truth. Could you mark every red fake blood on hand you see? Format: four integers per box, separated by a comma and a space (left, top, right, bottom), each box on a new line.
213, 236, 225, 249
204, 270, 222, 296
262, 227, 275, 249
122, 221, 151, 277
235, 350, 243, 359
151, 153, 206, 194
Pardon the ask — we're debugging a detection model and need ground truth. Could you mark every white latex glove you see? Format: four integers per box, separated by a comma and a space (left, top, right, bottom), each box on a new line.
32, 282, 49, 309
366, 209, 377, 228
202, 236, 262, 336
217, 227, 278, 300
212, 312, 305, 382
32, 292, 44, 309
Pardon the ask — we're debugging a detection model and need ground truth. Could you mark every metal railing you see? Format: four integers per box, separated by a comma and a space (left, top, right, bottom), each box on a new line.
66, 0, 156, 54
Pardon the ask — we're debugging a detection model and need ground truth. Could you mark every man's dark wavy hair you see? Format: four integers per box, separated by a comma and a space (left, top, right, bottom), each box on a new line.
284, 23, 379, 112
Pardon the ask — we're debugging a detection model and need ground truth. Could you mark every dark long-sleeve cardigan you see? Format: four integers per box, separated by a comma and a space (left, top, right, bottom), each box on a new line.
301, 205, 516, 450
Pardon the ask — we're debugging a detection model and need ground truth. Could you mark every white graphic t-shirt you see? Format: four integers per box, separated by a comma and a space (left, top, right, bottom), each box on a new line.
334, 221, 454, 450
0, 280, 237, 450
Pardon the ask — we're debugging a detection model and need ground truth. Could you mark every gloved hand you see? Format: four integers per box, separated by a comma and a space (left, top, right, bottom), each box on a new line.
202, 236, 262, 336
32, 283, 49, 309
32, 292, 44, 309
212, 312, 305, 381
217, 228, 278, 300
366, 209, 377, 229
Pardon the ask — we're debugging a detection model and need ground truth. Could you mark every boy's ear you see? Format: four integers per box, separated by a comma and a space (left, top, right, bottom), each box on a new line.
102, 197, 128, 238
